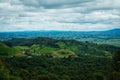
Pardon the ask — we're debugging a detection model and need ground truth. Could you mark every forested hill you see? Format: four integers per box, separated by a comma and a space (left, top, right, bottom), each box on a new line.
0, 37, 120, 80
0, 29, 120, 47
1, 37, 119, 58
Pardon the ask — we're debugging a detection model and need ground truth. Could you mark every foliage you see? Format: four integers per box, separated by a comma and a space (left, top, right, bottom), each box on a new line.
2, 37, 120, 58
0, 42, 19, 56
1, 55, 113, 80
0, 37, 120, 80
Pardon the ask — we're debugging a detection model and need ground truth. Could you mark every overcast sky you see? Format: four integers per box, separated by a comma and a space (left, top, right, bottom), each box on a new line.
0, 0, 120, 31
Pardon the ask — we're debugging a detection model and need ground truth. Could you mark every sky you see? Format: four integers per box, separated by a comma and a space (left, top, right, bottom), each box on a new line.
0, 0, 120, 32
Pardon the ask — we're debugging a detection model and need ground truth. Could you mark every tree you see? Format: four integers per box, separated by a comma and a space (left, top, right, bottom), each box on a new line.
113, 50, 120, 71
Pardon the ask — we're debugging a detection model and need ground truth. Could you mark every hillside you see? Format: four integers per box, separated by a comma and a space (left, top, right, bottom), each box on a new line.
0, 42, 19, 56
0, 37, 120, 80
2, 37, 119, 58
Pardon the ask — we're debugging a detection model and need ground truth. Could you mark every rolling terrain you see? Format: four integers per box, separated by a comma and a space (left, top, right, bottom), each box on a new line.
0, 31, 120, 80
0, 29, 120, 47
1, 37, 119, 58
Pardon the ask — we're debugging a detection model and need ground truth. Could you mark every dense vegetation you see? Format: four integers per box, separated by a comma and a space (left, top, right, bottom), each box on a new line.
0, 52, 120, 80
0, 42, 19, 56
2, 37, 119, 57
0, 37, 120, 80
0, 55, 113, 80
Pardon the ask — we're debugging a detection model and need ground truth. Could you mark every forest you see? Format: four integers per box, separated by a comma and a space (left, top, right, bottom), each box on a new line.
0, 37, 120, 80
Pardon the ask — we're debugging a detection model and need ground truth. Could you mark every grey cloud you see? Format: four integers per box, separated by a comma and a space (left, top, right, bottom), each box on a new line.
20, 0, 93, 9
0, 0, 120, 31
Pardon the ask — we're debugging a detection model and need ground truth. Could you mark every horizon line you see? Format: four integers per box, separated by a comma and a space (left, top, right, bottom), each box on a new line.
0, 28, 120, 33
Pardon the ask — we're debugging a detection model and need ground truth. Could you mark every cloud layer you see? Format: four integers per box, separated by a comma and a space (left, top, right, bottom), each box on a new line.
0, 0, 120, 31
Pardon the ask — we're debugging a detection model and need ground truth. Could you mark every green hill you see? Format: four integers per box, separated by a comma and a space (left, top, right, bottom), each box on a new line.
0, 42, 19, 56
3, 37, 120, 58
0, 37, 120, 80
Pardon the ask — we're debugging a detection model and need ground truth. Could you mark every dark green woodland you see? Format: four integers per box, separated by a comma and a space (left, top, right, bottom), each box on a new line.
0, 29, 120, 80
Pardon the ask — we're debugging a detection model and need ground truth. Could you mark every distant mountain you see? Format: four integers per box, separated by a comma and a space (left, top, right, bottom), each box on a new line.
100, 28, 120, 35
107, 28, 120, 32
0, 28, 120, 40
0, 28, 120, 47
